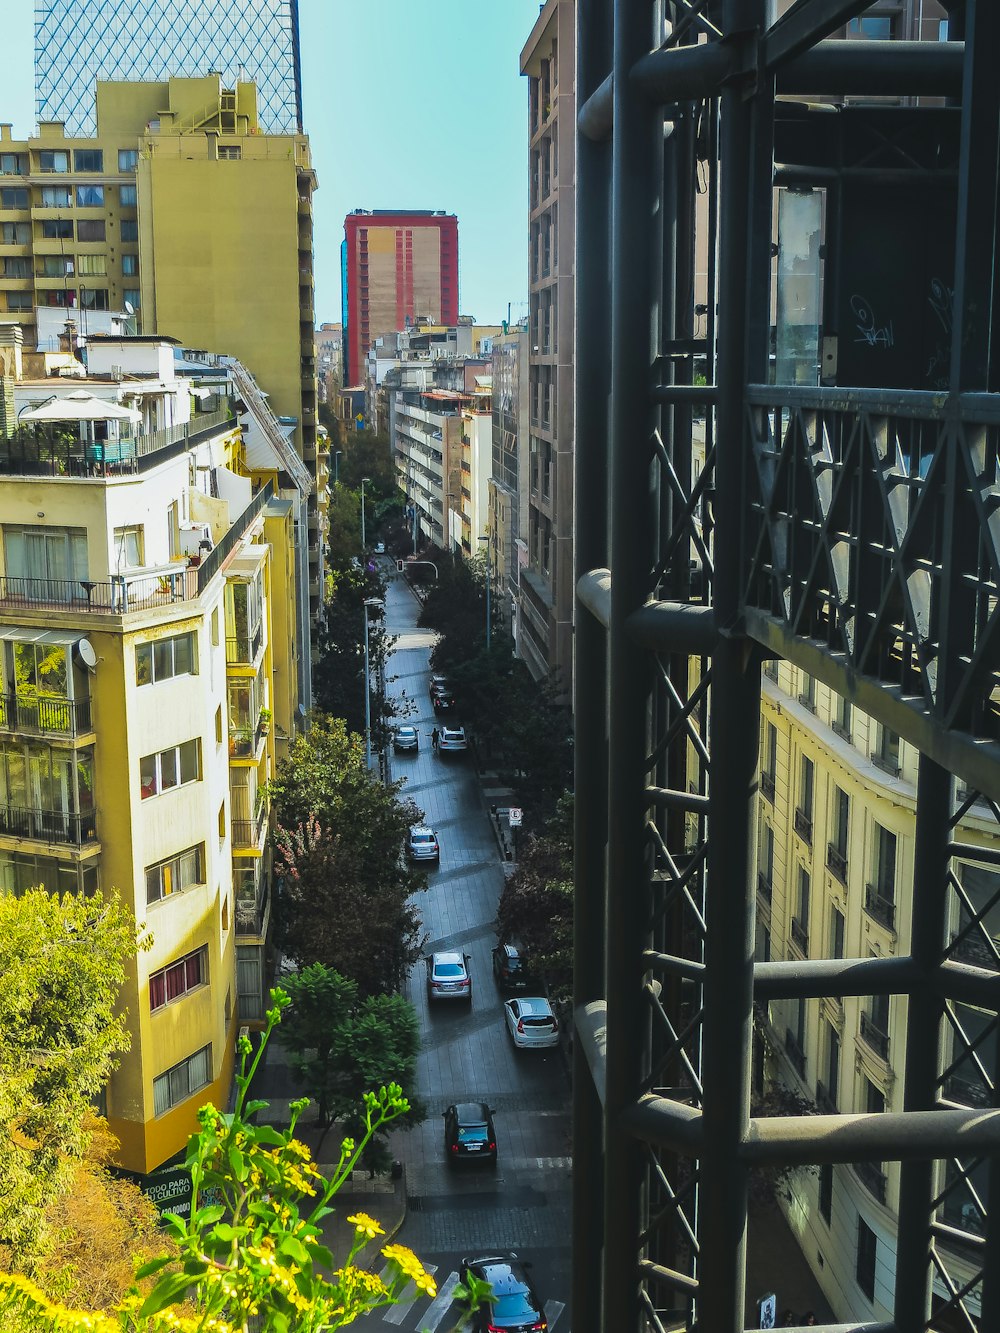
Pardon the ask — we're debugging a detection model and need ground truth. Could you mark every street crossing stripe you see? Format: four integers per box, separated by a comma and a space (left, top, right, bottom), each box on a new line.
411, 1269, 461, 1331
545, 1297, 568, 1328
379, 1262, 438, 1325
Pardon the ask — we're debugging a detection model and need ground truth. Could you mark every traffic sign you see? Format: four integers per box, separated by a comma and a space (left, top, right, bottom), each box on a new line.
508, 807, 523, 827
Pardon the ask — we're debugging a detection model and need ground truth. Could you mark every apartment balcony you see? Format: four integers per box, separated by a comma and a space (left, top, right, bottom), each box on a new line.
827, 842, 848, 885
231, 801, 268, 852
793, 806, 812, 844
784, 1028, 806, 1079
229, 717, 266, 761
859, 1012, 891, 1062
0, 567, 193, 615
790, 916, 809, 955
853, 1159, 888, 1206
757, 871, 773, 907
760, 770, 775, 802
816, 1079, 838, 1114
0, 690, 92, 738
0, 803, 97, 846
226, 623, 264, 667
236, 874, 271, 940
864, 883, 896, 931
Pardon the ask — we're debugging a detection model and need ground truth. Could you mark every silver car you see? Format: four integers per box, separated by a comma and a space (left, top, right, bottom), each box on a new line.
408, 826, 440, 862
438, 725, 468, 754
394, 725, 419, 753
427, 950, 472, 1002
503, 996, 560, 1049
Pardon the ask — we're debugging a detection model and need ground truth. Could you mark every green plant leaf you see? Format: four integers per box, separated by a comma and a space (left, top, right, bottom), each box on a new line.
228, 1144, 247, 1180
133, 1256, 174, 1280
138, 1271, 194, 1317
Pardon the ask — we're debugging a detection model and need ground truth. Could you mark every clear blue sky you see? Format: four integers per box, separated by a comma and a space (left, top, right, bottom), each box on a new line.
5, 0, 541, 325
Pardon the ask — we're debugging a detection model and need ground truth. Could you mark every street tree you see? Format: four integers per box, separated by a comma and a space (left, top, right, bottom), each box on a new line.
336, 428, 396, 498
314, 563, 397, 744
270, 716, 427, 994
0, 888, 138, 1260
327, 483, 363, 569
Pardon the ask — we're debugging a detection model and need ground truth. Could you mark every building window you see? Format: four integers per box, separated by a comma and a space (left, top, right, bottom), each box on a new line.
112, 523, 143, 570
123, 288, 141, 310
38, 255, 73, 277
866, 824, 897, 928
2, 221, 30, 243
792, 866, 810, 953
40, 185, 71, 208
830, 905, 845, 959
833, 693, 852, 741
73, 149, 104, 172
785, 996, 807, 1077
40, 218, 72, 240
77, 219, 106, 242
0, 153, 27, 175
0, 850, 98, 897
153, 1044, 212, 1116
80, 288, 110, 310
145, 844, 204, 905
6, 291, 32, 312
758, 819, 774, 904
761, 721, 777, 801
120, 219, 138, 241
819, 1162, 833, 1224
139, 739, 201, 799
795, 754, 814, 842
819, 1025, 840, 1112
121, 253, 138, 275
75, 184, 105, 208
848, 14, 895, 38
828, 786, 849, 883
136, 632, 197, 686
1, 187, 29, 209
856, 1218, 877, 1301
38, 150, 68, 173
763, 656, 779, 682
798, 671, 816, 711
862, 986, 891, 1062
3, 257, 32, 278
872, 724, 901, 776
149, 946, 207, 1011
119, 184, 137, 207
76, 253, 107, 276
118, 148, 139, 172
218, 145, 242, 160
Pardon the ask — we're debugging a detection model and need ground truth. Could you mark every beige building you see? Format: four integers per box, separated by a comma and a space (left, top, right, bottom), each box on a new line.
520, 0, 575, 699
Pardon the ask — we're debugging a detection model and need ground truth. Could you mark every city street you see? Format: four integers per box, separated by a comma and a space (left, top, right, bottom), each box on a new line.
351, 567, 573, 1331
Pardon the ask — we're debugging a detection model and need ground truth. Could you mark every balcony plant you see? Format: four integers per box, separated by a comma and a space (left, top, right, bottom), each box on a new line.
259, 706, 272, 736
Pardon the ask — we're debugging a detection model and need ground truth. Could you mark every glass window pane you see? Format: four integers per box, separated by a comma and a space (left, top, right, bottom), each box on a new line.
153, 1072, 170, 1116
140, 753, 157, 798
179, 846, 201, 888
159, 748, 178, 791
174, 633, 195, 676
136, 643, 152, 686
145, 865, 161, 904
168, 1064, 187, 1104
149, 972, 166, 1010
190, 1046, 211, 1090
153, 640, 172, 682
179, 740, 199, 785
186, 951, 203, 989
165, 961, 186, 1001
119, 184, 137, 206
75, 184, 104, 207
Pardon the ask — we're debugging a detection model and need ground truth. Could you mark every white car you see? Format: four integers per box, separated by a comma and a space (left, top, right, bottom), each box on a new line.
374, 542, 386, 554
427, 950, 472, 1002
438, 725, 468, 754
503, 996, 560, 1049
408, 826, 440, 862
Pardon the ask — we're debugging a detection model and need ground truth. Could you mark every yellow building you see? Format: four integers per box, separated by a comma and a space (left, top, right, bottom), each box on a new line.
0, 73, 327, 636
757, 664, 996, 1321
0, 347, 290, 1175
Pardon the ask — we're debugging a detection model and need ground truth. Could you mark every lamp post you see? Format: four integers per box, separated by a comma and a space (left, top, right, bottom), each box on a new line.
478, 534, 491, 650
362, 596, 383, 769
334, 450, 342, 485
361, 476, 371, 550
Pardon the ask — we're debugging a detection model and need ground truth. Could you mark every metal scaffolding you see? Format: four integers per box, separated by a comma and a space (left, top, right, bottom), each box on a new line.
573, 1, 1000, 1330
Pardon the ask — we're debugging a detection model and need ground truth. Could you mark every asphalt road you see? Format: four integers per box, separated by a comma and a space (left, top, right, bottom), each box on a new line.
351, 568, 573, 1331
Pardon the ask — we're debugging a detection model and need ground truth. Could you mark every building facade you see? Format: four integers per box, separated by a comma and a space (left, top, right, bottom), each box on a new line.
342, 210, 459, 388
488, 324, 529, 637
520, 1, 575, 699
0, 75, 327, 634
34, 0, 303, 136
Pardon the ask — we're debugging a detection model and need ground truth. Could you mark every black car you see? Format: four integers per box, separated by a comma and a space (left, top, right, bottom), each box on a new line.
492, 941, 539, 995
460, 1253, 546, 1331
443, 1101, 497, 1166
433, 689, 457, 713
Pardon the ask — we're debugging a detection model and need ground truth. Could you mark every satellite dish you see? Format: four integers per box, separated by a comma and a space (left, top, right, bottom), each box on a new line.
75, 638, 98, 670
124, 301, 135, 316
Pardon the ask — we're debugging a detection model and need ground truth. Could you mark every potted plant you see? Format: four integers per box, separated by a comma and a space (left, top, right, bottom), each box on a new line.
258, 706, 272, 736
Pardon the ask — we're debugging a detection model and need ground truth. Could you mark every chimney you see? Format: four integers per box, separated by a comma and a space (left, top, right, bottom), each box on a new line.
59, 319, 79, 359
0, 124, 12, 142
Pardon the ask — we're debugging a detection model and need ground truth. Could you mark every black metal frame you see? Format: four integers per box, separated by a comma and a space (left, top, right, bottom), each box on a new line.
575, 2, 1000, 1329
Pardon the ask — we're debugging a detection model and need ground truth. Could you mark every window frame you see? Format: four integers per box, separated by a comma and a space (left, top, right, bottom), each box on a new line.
73, 148, 104, 173
152, 1045, 212, 1116
145, 843, 205, 905
139, 738, 201, 799
136, 631, 197, 687
149, 946, 208, 1011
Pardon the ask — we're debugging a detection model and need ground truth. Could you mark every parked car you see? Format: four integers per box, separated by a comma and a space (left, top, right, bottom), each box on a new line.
433, 689, 457, 713
408, 826, 440, 862
427, 950, 473, 1002
492, 941, 539, 995
438, 725, 468, 753
443, 1101, 497, 1166
429, 673, 451, 699
503, 996, 560, 1049
393, 725, 419, 753
459, 1253, 546, 1332
374, 541, 385, 554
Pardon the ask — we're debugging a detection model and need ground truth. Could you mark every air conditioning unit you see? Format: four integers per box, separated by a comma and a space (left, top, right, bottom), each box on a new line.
111, 364, 123, 381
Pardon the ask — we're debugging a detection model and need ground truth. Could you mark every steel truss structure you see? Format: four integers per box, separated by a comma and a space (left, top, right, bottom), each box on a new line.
573, 2, 1000, 1330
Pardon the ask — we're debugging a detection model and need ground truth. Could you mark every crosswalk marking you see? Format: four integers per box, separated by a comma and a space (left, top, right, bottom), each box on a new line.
380, 1262, 438, 1324
411, 1268, 461, 1331
545, 1297, 568, 1328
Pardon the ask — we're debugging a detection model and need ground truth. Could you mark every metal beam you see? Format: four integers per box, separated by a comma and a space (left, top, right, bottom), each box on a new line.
753, 955, 921, 1000
577, 567, 612, 629
762, 0, 872, 69
743, 1107, 1000, 1165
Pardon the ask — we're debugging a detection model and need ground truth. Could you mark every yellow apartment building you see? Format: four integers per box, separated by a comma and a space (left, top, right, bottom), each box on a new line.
757, 662, 996, 1322
0, 73, 327, 634
0, 348, 290, 1174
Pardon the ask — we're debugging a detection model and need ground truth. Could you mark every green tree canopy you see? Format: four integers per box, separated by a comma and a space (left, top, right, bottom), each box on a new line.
335, 428, 396, 498
313, 563, 397, 744
0, 888, 137, 1260
270, 715, 427, 994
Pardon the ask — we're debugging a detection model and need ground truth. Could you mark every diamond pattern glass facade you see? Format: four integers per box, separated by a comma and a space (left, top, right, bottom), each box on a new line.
34, 0, 302, 135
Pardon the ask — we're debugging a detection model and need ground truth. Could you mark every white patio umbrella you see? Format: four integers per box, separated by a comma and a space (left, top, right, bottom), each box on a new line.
20, 390, 142, 423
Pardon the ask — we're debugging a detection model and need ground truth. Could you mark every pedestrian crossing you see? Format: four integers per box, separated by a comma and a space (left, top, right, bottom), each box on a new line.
371, 1263, 569, 1331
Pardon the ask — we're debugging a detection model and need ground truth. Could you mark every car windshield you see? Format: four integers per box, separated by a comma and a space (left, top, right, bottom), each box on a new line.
493, 1292, 536, 1319
413, 833, 434, 843
435, 963, 465, 977
523, 1017, 553, 1027
457, 1125, 488, 1142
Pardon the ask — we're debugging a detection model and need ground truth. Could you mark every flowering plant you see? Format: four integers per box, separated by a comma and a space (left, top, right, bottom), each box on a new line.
0, 988, 481, 1332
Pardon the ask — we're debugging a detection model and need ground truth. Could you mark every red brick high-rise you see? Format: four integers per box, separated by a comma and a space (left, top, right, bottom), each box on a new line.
342, 210, 459, 387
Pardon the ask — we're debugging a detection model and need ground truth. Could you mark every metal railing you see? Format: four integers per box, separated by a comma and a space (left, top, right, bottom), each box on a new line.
865, 883, 897, 931
0, 568, 192, 613
854, 1159, 888, 1205
793, 806, 812, 843
760, 770, 775, 801
0, 690, 92, 735
225, 621, 264, 666
197, 482, 274, 594
790, 916, 809, 955
827, 842, 848, 885
0, 803, 97, 845
860, 1011, 891, 1062
231, 802, 268, 850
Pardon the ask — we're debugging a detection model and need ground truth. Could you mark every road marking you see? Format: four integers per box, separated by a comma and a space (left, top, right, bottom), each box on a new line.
380, 1263, 438, 1324
411, 1268, 461, 1330
545, 1297, 568, 1328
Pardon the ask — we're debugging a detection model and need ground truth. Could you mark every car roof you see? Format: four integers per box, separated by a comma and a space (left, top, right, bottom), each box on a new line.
453, 1101, 491, 1122
469, 1258, 530, 1291
397, 725, 417, 734
410, 825, 435, 836
511, 996, 552, 1015
432, 950, 466, 965
499, 941, 522, 957
442, 725, 465, 735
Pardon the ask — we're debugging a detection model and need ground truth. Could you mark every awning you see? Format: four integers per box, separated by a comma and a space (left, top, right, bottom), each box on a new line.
20, 389, 142, 423
0, 626, 78, 645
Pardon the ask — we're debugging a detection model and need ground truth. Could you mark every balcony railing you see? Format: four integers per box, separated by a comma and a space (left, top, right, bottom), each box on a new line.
943, 1072, 992, 1108
827, 842, 848, 885
0, 567, 192, 614
784, 1028, 806, 1078
236, 875, 271, 938
760, 770, 775, 802
226, 621, 264, 666
790, 916, 809, 954
860, 1011, 891, 1062
757, 871, 772, 906
0, 690, 92, 735
854, 1159, 888, 1205
0, 803, 97, 845
197, 482, 274, 593
232, 801, 268, 849
816, 1079, 838, 1114
865, 883, 896, 931
793, 806, 812, 843
229, 716, 265, 758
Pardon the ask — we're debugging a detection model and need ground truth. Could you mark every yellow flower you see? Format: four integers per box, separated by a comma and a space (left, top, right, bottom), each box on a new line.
382, 1243, 437, 1297
348, 1210, 385, 1239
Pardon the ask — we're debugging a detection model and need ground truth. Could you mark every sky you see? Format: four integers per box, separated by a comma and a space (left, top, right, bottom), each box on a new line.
5, 0, 542, 326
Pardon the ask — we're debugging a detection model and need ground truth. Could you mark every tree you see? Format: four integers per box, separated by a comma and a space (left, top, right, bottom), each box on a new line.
327, 483, 363, 569
314, 563, 400, 749
270, 716, 427, 994
336, 429, 396, 498
0, 888, 138, 1261
278, 965, 422, 1146
497, 796, 574, 1009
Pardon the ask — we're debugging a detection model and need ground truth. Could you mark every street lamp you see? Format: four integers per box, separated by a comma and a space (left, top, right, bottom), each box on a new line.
478, 534, 491, 650
361, 476, 371, 550
334, 450, 342, 485
362, 596, 383, 769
